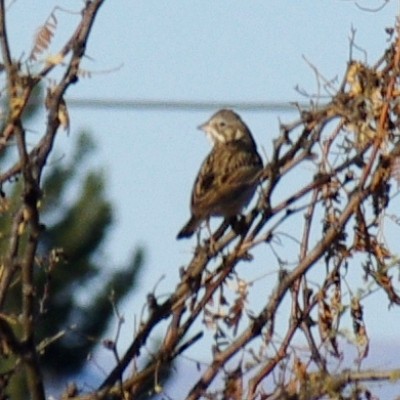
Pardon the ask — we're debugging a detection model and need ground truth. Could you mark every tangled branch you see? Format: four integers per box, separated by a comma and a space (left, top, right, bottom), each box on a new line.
0, 2, 106, 399
77, 21, 400, 400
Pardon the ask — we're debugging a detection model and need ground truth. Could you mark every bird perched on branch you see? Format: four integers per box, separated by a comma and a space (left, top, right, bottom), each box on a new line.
177, 109, 263, 239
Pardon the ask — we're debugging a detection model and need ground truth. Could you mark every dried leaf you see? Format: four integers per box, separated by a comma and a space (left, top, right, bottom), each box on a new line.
45, 53, 64, 67
58, 97, 70, 132
0, 197, 10, 213
347, 62, 364, 96
293, 357, 308, 383
18, 220, 26, 235
30, 11, 57, 61
370, 267, 400, 305
318, 294, 340, 357
10, 95, 24, 120
225, 297, 244, 336
223, 365, 243, 400
351, 297, 369, 360
391, 156, 400, 186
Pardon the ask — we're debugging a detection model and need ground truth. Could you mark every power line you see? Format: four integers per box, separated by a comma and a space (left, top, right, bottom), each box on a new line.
65, 98, 308, 113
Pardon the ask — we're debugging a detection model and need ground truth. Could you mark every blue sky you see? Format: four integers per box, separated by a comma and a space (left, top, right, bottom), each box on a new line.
5, 0, 400, 395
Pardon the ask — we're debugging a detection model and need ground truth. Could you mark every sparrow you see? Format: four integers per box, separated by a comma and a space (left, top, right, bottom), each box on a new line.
177, 109, 263, 239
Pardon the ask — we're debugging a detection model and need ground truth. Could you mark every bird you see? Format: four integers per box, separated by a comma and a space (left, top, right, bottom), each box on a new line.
177, 109, 263, 239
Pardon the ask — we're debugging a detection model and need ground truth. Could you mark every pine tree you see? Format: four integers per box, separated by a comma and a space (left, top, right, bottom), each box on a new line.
0, 131, 145, 394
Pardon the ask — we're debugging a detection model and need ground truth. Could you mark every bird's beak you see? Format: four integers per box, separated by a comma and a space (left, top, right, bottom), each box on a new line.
198, 120, 215, 144
197, 121, 209, 132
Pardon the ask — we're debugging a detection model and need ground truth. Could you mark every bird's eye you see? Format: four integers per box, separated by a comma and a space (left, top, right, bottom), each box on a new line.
219, 121, 226, 128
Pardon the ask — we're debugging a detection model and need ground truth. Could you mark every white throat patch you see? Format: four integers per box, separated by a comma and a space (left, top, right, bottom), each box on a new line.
206, 127, 226, 144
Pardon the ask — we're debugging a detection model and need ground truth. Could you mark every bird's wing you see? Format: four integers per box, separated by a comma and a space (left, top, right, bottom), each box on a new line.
191, 144, 263, 216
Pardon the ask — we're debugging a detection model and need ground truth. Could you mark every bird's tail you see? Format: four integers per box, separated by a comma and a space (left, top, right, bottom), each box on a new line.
176, 216, 199, 239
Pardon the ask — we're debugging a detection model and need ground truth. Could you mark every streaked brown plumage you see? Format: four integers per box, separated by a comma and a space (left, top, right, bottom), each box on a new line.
177, 109, 263, 239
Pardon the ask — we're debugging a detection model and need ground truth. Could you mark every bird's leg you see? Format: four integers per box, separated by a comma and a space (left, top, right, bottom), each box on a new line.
209, 217, 235, 254
204, 218, 218, 255
228, 215, 253, 261
204, 218, 228, 256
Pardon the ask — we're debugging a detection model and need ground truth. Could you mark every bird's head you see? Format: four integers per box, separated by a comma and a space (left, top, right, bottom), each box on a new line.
198, 109, 254, 146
